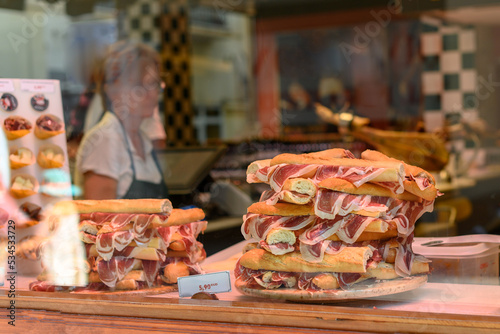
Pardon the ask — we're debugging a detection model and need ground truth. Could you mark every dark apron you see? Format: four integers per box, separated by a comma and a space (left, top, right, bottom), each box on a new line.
108, 111, 169, 199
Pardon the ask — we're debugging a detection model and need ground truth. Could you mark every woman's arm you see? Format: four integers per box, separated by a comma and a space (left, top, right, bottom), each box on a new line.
83, 171, 117, 200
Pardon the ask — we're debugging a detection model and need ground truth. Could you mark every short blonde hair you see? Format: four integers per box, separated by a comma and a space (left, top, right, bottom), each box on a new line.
98, 41, 161, 105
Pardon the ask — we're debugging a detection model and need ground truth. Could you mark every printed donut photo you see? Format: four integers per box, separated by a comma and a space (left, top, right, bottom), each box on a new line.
3, 115, 32, 140
34, 114, 64, 139
31, 93, 49, 112
0, 93, 18, 112
37, 144, 65, 169
10, 173, 39, 199
9, 146, 35, 169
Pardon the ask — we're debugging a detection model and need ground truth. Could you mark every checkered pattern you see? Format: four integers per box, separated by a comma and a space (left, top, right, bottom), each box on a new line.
122, 0, 162, 51
121, 0, 196, 147
420, 17, 478, 133
160, 0, 196, 146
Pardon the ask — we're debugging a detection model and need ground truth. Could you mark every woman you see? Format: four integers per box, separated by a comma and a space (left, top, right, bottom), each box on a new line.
76, 41, 168, 200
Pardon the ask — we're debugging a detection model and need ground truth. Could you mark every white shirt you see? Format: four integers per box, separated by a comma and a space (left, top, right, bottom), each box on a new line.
76, 112, 162, 199
83, 93, 166, 141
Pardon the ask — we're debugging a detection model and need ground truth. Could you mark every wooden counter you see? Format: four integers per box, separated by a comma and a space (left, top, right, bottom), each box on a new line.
0, 288, 499, 333
1, 242, 499, 333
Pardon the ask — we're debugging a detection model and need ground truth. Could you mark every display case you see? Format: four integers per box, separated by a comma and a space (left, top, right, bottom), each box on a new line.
1, 1, 500, 333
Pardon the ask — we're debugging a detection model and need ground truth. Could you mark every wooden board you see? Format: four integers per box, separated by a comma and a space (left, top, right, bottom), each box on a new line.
2, 286, 500, 334
235, 275, 428, 302
71, 284, 178, 296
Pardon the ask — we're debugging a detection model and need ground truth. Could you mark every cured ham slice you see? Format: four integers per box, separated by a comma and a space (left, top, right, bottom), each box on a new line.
95, 231, 135, 261
297, 273, 317, 292
261, 189, 312, 205
269, 164, 318, 191
408, 174, 431, 191
253, 271, 296, 289
177, 222, 207, 263
79, 212, 169, 232
337, 273, 362, 290
335, 215, 379, 244
250, 165, 273, 183
96, 257, 135, 288
299, 217, 342, 245
142, 260, 161, 287
312, 165, 386, 187
372, 181, 405, 194
254, 162, 400, 192
299, 240, 346, 263
242, 214, 315, 241
234, 260, 266, 286
259, 240, 295, 255
156, 225, 177, 249
387, 199, 433, 237
314, 189, 387, 219
134, 228, 154, 245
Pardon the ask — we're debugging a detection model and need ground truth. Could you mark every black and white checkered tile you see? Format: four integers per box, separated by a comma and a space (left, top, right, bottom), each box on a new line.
122, 0, 162, 50
122, 0, 196, 147
420, 17, 478, 133
160, 0, 197, 146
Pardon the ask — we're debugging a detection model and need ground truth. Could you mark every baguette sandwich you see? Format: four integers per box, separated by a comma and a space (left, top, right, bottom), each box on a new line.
236, 148, 439, 298
29, 199, 208, 294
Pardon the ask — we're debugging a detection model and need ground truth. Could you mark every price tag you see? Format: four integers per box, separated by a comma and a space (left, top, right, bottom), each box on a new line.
177, 271, 231, 297
20, 80, 55, 93
0, 80, 14, 92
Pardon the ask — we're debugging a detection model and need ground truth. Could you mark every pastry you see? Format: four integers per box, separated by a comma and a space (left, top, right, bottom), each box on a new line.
34, 114, 64, 139
37, 144, 65, 169
9, 147, 35, 169
10, 174, 38, 198
3, 116, 32, 140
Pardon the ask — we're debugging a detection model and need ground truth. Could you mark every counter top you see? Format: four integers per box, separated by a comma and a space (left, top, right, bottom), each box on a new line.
1, 241, 499, 333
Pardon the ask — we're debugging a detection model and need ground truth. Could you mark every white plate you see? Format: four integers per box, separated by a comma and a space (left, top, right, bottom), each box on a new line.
235, 275, 428, 303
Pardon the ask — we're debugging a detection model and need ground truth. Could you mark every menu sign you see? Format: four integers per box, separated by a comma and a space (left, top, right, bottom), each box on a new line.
0, 78, 71, 275
20, 80, 55, 93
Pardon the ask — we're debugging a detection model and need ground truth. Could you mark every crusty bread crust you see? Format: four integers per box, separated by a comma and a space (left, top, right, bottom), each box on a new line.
306, 148, 355, 159
311, 273, 340, 289
361, 149, 436, 185
87, 245, 165, 261
247, 159, 271, 175
365, 261, 429, 279
167, 208, 205, 226
161, 261, 190, 284
115, 279, 139, 290
248, 202, 315, 216
248, 201, 382, 218
403, 180, 439, 201
270, 152, 404, 172
318, 178, 422, 202
55, 199, 173, 214
169, 237, 187, 251
239, 247, 373, 273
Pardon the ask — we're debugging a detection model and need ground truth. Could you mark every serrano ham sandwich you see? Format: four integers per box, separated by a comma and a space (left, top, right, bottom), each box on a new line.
236, 149, 439, 296
29, 199, 208, 293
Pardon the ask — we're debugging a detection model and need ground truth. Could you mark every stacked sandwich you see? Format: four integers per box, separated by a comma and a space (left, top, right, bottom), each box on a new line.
29, 199, 207, 293
235, 149, 439, 294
